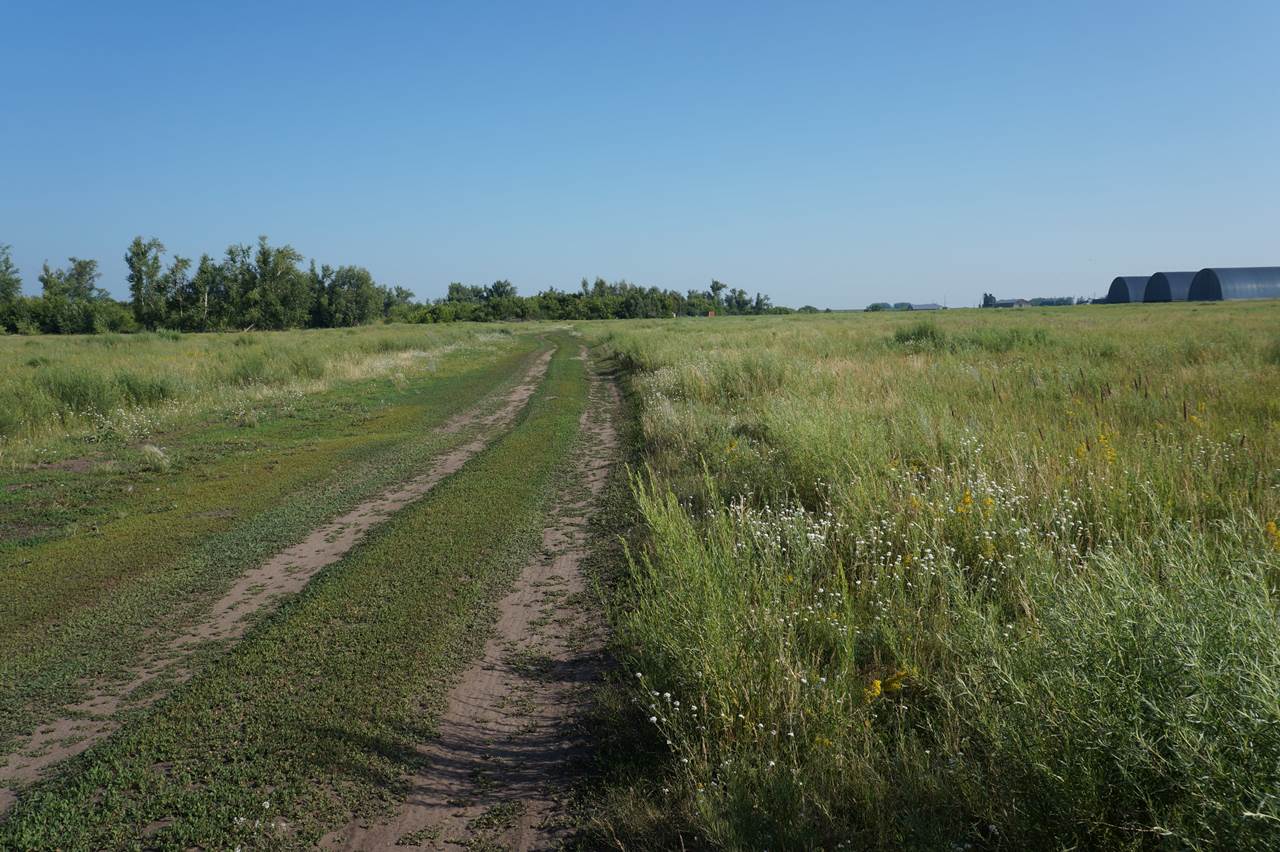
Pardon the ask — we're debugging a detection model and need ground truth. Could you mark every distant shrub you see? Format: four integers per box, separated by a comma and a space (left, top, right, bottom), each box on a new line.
288, 351, 326, 381
36, 367, 115, 415
115, 371, 177, 406
892, 321, 947, 349
89, 333, 124, 348
228, 353, 270, 386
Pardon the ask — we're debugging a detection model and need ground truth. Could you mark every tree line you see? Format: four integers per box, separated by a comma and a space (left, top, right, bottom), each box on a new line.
0, 238, 792, 334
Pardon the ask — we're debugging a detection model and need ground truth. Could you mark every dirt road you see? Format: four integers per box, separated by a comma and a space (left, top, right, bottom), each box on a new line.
328, 351, 619, 850
0, 350, 554, 814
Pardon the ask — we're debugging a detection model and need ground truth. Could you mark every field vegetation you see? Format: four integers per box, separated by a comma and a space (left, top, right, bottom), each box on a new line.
2, 303, 1278, 849
585, 302, 1280, 850
0, 325, 540, 755
0, 334, 589, 848
0, 322, 518, 459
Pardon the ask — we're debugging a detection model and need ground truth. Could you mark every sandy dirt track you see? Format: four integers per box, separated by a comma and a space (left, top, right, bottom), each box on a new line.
327, 350, 619, 851
0, 350, 553, 814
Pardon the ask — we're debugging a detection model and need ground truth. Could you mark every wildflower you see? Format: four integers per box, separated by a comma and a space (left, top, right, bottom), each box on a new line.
864, 679, 883, 702
1266, 520, 1280, 552
649, 716, 658, 723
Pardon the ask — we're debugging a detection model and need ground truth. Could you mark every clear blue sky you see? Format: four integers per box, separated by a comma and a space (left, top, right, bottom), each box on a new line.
3, 1, 1278, 308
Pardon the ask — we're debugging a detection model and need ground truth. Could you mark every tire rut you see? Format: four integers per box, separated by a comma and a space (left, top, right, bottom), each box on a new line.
327, 348, 619, 851
0, 349, 554, 815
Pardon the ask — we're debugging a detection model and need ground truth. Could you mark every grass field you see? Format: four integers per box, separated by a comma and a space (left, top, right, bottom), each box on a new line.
582, 302, 1280, 850
2, 305, 1278, 850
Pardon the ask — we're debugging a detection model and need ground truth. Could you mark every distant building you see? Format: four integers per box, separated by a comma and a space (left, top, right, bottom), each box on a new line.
992, 298, 1029, 308
910, 303, 944, 311
1144, 271, 1195, 302
1189, 267, 1280, 301
1106, 276, 1150, 303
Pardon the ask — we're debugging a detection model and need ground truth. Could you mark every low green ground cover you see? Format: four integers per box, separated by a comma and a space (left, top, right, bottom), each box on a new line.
583, 302, 1280, 850
0, 332, 589, 848
0, 327, 541, 750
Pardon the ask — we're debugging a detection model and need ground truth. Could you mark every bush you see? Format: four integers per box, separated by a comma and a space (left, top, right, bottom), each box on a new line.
36, 367, 116, 415
115, 371, 178, 406
228, 353, 270, 386
892, 320, 947, 349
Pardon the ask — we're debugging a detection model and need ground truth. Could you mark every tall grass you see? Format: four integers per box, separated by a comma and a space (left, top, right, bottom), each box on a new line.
0, 323, 522, 461
586, 302, 1280, 850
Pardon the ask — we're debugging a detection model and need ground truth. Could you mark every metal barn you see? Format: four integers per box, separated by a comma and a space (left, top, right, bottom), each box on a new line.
1188, 267, 1280, 301
1106, 276, 1149, 303
1143, 271, 1196, 302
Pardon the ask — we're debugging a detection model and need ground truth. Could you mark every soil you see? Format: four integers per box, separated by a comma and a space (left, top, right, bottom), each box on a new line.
326, 350, 619, 851
0, 350, 554, 815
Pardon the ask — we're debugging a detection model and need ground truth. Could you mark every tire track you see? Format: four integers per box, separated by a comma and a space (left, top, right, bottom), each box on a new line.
0, 349, 554, 815
328, 349, 618, 851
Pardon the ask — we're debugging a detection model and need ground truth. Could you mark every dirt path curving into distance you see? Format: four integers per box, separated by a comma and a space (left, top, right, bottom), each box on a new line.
328, 349, 619, 851
0, 349, 554, 815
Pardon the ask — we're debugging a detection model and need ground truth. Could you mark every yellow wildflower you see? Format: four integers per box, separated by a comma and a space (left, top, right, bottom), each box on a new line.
863, 679, 882, 702
1266, 520, 1280, 552
884, 669, 909, 693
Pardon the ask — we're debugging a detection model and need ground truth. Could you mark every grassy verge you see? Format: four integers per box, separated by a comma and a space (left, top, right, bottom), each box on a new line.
579, 304, 1280, 850
0, 323, 524, 457
0, 331, 545, 750
0, 332, 588, 848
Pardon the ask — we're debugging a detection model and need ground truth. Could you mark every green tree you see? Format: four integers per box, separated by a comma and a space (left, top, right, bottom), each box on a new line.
380, 285, 414, 320
710, 279, 728, 308
40, 257, 104, 302
328, 265, 381, 326
0, 244, 21, 304
159, 255, 191, 327
125, 236, 168, 329
176, 254, 226, 331
253, 237, 310, 329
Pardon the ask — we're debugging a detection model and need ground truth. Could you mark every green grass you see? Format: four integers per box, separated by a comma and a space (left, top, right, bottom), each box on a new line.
0, 329, 544, 750
0, 332, 589, 849
580, 302, 1280, 850
0, 323, 522, 459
